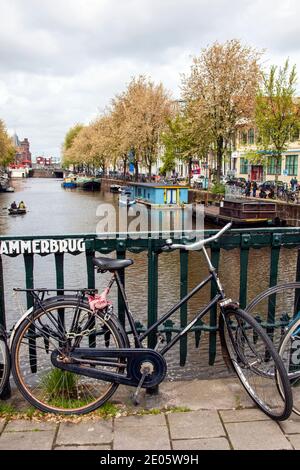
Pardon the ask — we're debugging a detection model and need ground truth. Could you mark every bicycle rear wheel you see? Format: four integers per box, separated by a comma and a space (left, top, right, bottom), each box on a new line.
11, 299, 126, 415
0, 331, 10, 397
219, 307, 292, 421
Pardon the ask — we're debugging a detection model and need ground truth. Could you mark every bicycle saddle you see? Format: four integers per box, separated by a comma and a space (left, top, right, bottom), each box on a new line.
93, 257, 134, 272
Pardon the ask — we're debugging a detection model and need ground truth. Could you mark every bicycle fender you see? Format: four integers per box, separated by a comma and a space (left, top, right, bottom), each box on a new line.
9, 307, 34, 348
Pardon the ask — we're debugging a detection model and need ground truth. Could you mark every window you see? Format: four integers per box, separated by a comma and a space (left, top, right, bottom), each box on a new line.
248, 129, 255, 145
240, 158, 248, 174
267, 156, 282, 175
240, 131, 247, 145
286, 155, 298, 176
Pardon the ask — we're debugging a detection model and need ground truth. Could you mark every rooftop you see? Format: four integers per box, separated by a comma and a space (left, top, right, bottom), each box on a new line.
130, 182, 189, 189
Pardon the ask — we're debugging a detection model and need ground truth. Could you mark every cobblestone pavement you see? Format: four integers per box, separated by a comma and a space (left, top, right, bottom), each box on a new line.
0, 379, 299, 450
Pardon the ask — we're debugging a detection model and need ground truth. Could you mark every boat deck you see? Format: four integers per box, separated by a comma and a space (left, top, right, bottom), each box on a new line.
204, 205, 274, 226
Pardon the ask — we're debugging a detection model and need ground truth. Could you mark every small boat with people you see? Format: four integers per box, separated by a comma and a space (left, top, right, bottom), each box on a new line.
8, 200, 27, 215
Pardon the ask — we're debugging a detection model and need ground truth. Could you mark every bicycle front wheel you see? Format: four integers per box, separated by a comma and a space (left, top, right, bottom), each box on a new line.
11, 299, 126, 415
219, 307, 292, 421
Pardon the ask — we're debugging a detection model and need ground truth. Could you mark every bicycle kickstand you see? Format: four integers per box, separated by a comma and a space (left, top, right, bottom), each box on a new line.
132, 363, 153, 406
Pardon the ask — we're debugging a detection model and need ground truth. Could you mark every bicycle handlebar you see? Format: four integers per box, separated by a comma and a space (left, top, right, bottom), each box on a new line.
162, 222, 232, 252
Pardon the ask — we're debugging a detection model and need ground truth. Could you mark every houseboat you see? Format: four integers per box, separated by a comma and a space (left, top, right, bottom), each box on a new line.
129, 183, 189, 208
76, 176, 101, 191
8, 165, 31, 178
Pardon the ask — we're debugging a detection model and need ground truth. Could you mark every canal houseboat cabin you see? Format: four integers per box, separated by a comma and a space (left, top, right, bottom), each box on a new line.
129, 183, 189, 207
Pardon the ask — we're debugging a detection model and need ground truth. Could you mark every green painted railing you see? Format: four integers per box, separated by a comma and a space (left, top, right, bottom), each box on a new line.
1, 227, 300, 368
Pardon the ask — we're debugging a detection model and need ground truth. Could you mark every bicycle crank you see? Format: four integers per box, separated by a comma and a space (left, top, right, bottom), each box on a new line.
51, 348, 167, 388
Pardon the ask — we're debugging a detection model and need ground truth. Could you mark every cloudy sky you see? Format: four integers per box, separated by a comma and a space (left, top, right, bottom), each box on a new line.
0, 0, 299, 160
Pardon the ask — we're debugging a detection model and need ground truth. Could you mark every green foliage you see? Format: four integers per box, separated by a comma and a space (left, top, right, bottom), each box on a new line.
63, 124, 84, 151
62, 123, 84, 167
211, 183, 226, 195
96, 402, 120, 419
255, 60, 300, 171
0, 120, 15, 167
0, 402, 16, 417
41, 368, 81, 407
161, 115, 200, 180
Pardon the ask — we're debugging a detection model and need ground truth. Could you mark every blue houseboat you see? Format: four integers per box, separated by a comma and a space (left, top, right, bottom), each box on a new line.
129, 183, 189, 207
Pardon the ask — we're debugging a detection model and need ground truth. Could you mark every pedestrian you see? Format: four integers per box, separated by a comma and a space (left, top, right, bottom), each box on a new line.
245, 179, 251, 197
252, 181, 258, 198
294, 177, 298, 191
290, 177, 297, 191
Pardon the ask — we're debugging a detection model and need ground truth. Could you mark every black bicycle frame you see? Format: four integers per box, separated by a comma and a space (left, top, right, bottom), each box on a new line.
114, 268, 225, 355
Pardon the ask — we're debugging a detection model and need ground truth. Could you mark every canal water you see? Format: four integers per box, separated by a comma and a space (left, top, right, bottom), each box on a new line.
0, 178, 298, 380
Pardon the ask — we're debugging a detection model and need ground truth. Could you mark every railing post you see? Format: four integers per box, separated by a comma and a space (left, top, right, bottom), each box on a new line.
116, 240, 127, 328
147, 240, 158, 349
295, 248, 300, 315
239, 234, 251, 309
147, 239, 159, 395
0, 256, 6, 330
85, 239, 96, 347
209, 241, 220, 366
0, 255, 10, 399
180, 250, 188, 366
268, 234, 282, 335
55, 253, 65, 347
24, 254, 36, 374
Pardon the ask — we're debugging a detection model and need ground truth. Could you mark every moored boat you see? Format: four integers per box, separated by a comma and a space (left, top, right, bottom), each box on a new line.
119, 194, 136, 206
62, 175, 77, 188
77, 176, 101, 191
8, 208, 27, 215
110, 184, 122, 193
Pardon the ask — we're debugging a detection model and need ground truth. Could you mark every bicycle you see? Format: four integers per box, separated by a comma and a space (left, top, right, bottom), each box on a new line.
245, 282, 300, 416
2, 223, 293, 419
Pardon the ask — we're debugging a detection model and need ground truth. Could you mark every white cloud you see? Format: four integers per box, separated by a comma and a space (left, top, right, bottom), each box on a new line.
0, 0, 300, 160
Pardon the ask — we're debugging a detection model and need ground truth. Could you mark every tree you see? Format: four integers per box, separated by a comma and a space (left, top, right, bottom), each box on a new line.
182, 39, 262, 182
161, 114, 197, 183
111, 76, 173, 179
62, 124, 83, 168
255, 60, 300, 181
0, 120, 15, 167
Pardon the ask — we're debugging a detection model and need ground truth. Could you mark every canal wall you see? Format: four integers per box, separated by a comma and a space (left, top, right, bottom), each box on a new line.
100, 177, 130, 191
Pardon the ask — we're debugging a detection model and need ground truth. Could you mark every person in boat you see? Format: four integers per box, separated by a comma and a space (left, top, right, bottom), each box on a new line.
18, 201, 26, 209
10, 201, 17, 210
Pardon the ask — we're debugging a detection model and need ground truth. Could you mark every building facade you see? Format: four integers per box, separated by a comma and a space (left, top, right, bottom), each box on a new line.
233, 127, 300, 184
12, 133, 32, 167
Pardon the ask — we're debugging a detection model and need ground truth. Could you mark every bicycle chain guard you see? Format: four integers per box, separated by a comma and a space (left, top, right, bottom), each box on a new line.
51, 348, 167, 388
